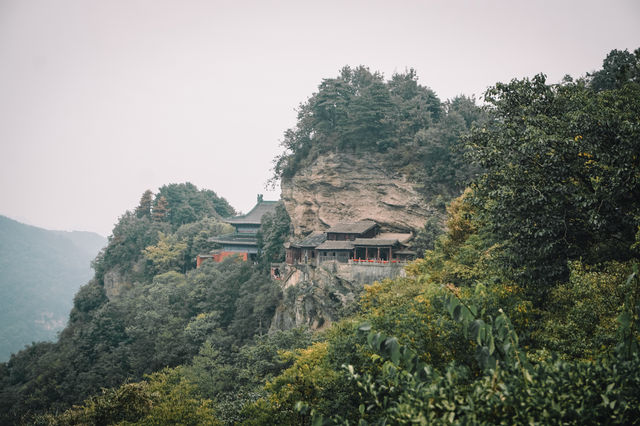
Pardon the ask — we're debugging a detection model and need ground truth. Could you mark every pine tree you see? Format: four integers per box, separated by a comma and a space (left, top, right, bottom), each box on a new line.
135, 190, 153, 218
152, 196, 169, 222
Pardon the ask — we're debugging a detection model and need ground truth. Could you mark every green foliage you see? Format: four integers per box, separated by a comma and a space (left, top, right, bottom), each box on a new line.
309, 292, 640, 425
135, 189, 154, 219
258, 202, 291, 264
466, 71, 640, 301
180, 328, 313, 424
272, 66, 481, 200
406, 96, 486, 198
155, 182, 235, 228
537, 261, 634, 359
93, 185, 233, 284
142, 232, 188, 275
0, 255, 282, 424
589, 48, 640, 91
72, 280, 108, 314
92, 211, 169, 283
246, 342, 342, 425
410, 215, 444, 257
175, 217, 234, 270
407, 189, 501, 290
616, 263, 640, 360
446, 290, 530, 375
35, 369, 220, 425
152, 195, 169, 222
6, 50, 640, 425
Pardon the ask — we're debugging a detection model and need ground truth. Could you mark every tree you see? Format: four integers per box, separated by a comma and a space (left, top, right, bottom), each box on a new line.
589, 48, 640, 91
257, 202, 291, 264
272, 66, 447, 180
153, 196, 169, 222
466, 71, 640, 301
155, 183, 235, 228
136, 190, 154, 218
143, 233, 188, 275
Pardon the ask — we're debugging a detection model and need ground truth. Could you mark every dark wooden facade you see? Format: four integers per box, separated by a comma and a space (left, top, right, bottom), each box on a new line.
285, 221, 414, 265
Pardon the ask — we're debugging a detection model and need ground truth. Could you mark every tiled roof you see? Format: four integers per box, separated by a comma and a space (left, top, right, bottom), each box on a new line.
326, 220, 378, 235
225, 200, 279, 225
209, 233, 258, 246
315, 241, 355, 250
353, 238, 399, 247
377, 233, 414, 244
291, 232, 327, 248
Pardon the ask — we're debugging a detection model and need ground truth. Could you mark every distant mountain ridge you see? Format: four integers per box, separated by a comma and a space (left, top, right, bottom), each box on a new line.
0, 215, 106, 361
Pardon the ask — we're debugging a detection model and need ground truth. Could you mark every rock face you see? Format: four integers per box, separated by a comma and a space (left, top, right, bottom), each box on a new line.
272, 152, 434, 332
102, 268, 132, 299
269, 261, 407, 332
281, 153, 433, 237
102, 259, 144, 299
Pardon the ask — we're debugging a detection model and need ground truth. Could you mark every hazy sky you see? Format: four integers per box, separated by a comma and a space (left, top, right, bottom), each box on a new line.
1, 0, 638, 236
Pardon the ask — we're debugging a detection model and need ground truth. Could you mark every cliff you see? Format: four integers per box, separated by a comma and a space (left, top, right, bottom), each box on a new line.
270, 261, 406, 332
273, 152, 434, 332
281, 152, 434, 237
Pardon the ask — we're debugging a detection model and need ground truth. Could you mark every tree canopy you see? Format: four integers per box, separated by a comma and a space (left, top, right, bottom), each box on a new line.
273, 66, 484, 200
466, 64, 640, 300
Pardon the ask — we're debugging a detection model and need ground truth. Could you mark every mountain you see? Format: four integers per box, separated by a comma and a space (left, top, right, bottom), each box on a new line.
0, 215, 106, 361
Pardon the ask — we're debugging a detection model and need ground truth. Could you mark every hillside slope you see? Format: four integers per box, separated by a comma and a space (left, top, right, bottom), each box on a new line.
0, 215, 106, 361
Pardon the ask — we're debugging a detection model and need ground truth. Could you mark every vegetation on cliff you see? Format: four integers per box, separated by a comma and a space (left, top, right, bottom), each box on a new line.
1, 49, 639, 424
272, 66, 486, 200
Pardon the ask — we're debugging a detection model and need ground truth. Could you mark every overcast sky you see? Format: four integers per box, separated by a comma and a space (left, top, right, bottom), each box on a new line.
1, 0, 638, 236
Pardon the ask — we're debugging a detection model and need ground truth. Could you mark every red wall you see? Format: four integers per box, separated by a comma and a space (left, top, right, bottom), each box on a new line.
197, 251, 248, 267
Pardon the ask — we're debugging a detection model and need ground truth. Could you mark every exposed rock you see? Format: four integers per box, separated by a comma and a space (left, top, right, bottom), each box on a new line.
270, 261, 406, 332
272, 152, 431, 332
102, 268, 132, 300
102, 259, 144, 300
281, 153, 434, 237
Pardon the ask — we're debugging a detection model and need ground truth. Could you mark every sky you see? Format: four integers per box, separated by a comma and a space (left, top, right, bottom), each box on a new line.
0, 0, 638, 237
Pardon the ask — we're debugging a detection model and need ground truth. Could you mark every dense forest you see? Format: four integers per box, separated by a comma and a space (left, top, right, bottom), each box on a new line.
1, 48, 639, 425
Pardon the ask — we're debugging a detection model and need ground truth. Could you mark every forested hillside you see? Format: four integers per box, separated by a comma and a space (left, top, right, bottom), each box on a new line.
1, 49, 639, 425
0, 215, 106, 361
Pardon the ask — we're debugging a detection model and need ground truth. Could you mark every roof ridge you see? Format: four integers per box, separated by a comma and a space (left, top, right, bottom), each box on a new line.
227, 199, 278, 220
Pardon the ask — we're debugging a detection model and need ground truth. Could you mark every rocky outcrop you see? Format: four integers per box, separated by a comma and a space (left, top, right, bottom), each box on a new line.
281, 153, 434, 237
102, 259, 145, 299
270, 261, 406, 332
272, 152, 433, 332
102, 268, 132, 299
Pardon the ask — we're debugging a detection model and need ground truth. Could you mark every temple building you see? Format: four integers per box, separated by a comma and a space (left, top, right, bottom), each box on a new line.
285, 220, 414, 265
196, 195, 278, 267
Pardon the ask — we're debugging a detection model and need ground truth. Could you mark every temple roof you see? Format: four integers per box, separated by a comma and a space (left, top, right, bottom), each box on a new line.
353, 238, 400, 247
326, 220, 378, 235
315, 241, 355, 251
209, 233, 259, 246
291, 232, 327, 248
225, 199, 279, 225
377, 232, 413, 244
